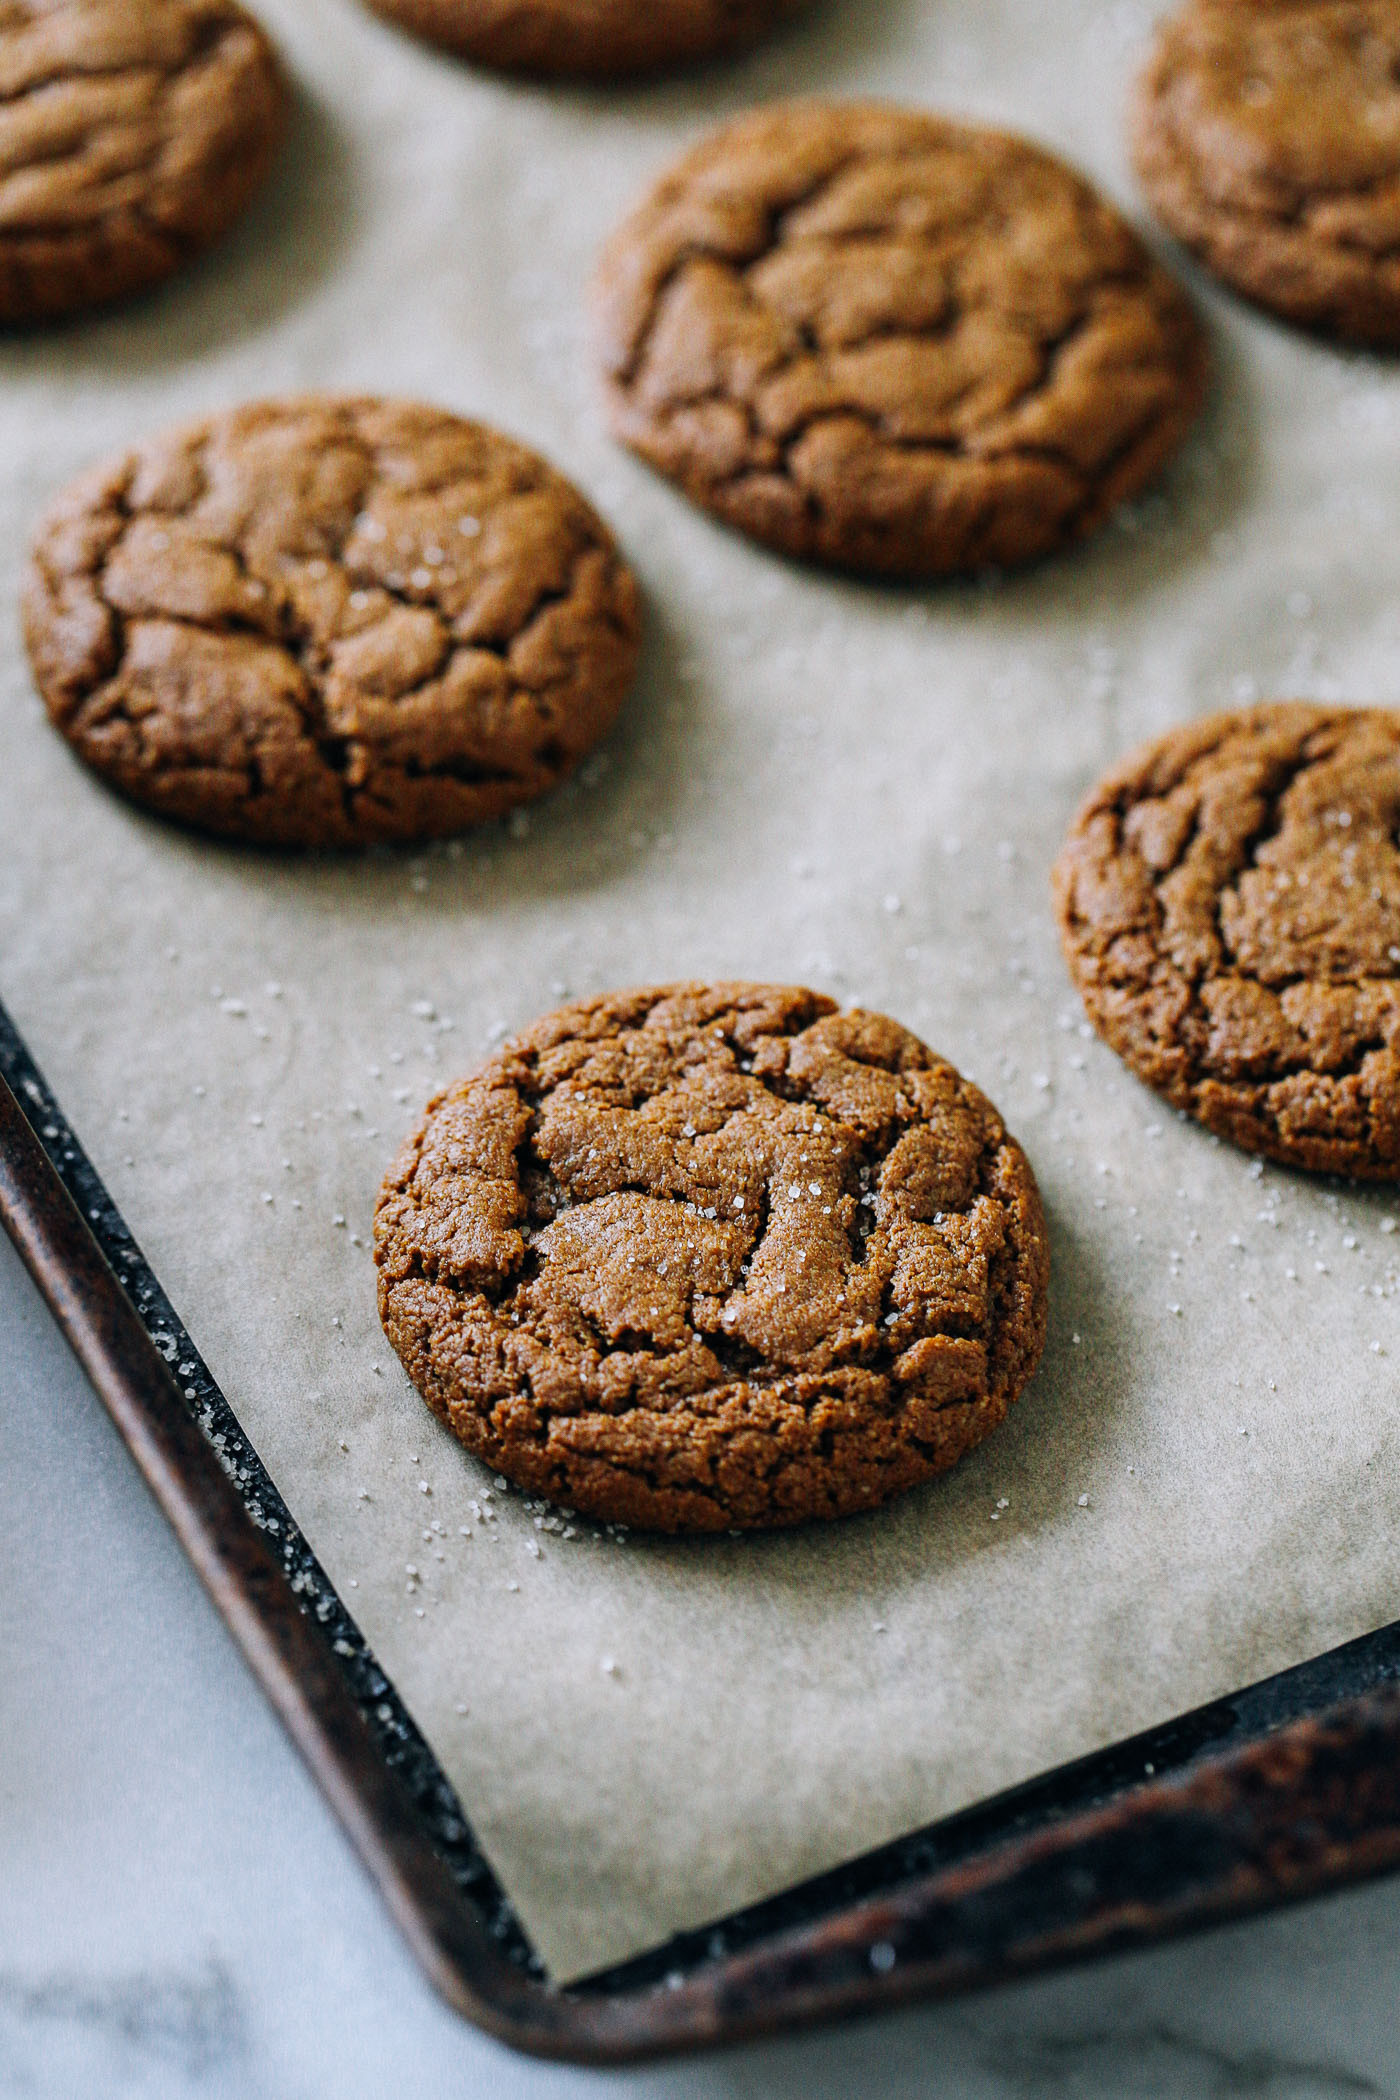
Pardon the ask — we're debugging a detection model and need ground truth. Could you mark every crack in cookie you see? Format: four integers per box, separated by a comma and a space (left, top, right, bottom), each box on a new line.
22, 396, 642, 847
1053, 703, 1400, 1176
591, 100, 1208, 578
375, 982, 1050, 1532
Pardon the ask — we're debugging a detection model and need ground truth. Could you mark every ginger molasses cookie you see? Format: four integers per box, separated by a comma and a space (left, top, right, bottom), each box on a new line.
591, 100, 1208, 579
23, 397, 642, 847
362, 0, 805, 79
1133, 0, 1400, 344
0, 0, 286, 325
1054, 704, 1400, 1177
375, 983, 1050, 1533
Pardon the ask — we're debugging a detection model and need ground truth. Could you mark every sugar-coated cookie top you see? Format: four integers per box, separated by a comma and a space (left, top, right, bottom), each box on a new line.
1133, 0, 1400, 342
594, 100, 1208, 577
24, 396, 641, 847
1056, 703, 1400, 1177
376, 982, 1049, 1532
0, 0, 286, 321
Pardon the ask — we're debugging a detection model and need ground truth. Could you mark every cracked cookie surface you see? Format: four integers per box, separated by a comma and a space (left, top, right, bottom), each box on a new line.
1054, 704, 1400, 1177
374, 982, 1050, 1533
0, 0, 286, 324
364, 0, 805, 79
23, 396, 642, 847
1132, 0, 1400, 344
590, 100, 1208, 579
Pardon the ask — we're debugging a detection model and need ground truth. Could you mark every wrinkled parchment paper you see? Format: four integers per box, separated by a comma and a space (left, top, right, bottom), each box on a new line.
5, 0, 1400, 1984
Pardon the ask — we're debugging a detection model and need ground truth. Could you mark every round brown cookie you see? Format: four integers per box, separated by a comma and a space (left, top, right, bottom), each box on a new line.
362, 0, 805, 79
590, 100, 1208, 580
22, 397, 642, 848
1054, 704, 1400, 1178
374, 982, 1050, 1533
0, 0, 286, 326
1132, 0, 1400, 345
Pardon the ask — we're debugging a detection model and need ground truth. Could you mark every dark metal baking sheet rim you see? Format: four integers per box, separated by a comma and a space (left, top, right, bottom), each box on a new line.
4, 990, 1400, 2065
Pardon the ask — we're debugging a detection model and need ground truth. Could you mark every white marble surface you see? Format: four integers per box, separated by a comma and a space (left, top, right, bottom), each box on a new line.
3, 1223, 1400, 2099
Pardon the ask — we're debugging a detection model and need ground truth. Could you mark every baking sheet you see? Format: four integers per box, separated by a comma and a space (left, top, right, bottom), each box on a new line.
5, 0, 1400, 1985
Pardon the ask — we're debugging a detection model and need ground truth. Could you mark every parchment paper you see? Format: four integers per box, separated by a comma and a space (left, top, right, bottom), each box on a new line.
5, 0, 1400, 1985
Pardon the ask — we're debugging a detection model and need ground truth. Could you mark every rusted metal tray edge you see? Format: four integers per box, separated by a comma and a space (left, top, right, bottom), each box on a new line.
4, 994, 1400, 2065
